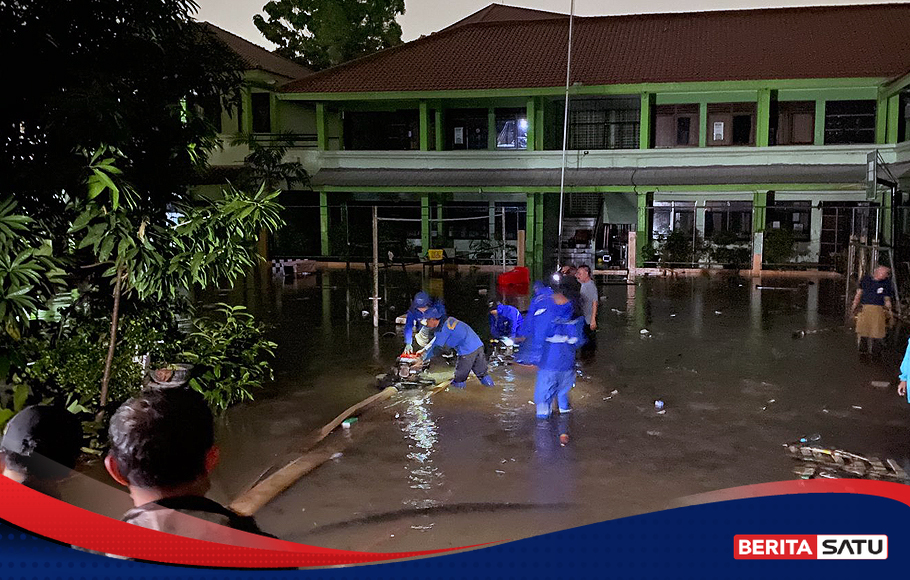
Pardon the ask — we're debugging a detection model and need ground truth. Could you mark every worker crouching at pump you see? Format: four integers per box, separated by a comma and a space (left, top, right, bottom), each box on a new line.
414, 307, 495, 389
403, 291, 446, 354
489, 302, 523, 357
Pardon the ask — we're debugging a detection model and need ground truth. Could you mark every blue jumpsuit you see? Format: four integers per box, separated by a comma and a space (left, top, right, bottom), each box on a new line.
515, 284, 554, 366
534, 301, 585, 418
489, 304, 523, 340
899, 337, 910, 403
404, 297, 446, 348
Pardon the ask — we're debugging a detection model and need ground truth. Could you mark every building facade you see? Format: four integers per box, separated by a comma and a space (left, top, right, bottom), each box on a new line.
208, 3, 910, 275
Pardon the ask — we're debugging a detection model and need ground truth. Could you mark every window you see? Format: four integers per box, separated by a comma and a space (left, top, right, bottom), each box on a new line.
652, 201, 695, 237
343, 111, 419, 150
773, 101, 815, 145
562, 98, 639, 150
446, 109, 488, 150
704, 201, 752, 239
251, 93, 271, 133
824, 100, 875, 144
766, 201, 811, 241
707, 103, 755, 146
495, 108, 528, 149
656, 105, 698, 147
676, 117, 691, 146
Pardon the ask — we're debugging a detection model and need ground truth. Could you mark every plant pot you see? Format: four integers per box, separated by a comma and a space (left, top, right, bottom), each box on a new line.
147, 363, 194, 388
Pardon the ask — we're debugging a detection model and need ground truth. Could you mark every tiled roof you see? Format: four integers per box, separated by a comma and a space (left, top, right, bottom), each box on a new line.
202, 22, 312, 81
282, 3, 910, 94
442, 3, 564, 30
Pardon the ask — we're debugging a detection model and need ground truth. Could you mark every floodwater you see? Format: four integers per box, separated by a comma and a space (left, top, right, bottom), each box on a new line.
68, 267, 910, 550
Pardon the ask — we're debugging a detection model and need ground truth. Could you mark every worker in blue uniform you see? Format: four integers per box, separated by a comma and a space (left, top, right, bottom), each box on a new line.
514, 282, 554, 366
489, 303, 523, 341
403, 291, 446, 353
534, 282, 586, 418
416, 307, 495, 389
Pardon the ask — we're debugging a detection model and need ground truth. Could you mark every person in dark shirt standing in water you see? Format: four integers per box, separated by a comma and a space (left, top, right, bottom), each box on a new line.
851, 265, 894, 355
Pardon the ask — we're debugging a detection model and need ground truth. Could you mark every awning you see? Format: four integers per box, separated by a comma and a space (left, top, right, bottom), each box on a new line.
310, 164, 867, 189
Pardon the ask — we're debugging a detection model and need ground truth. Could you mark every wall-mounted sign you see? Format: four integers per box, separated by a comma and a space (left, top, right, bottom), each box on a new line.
713, 121, 724, 141
454, 127, 464, 145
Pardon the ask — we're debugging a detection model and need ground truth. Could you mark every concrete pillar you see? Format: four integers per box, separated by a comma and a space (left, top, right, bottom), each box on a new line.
813, 100, 826, 146
525, 97, 536, 152
756, 88, 773, 147
421, 193, 431, 254
319, 191, 330, 256
488, 201, 496, 240
808, 201, 823, 263
635, 191, 653, 267
698, 102, 708, 147
316, 102, 327, 150
887, 94, 901, 144
876, 95, 888, 144
419, 101, 430, 151
639, 92, 654, 149
751, 191, 767, 273
487, 108, 496, 150
695, 199, 707, 239
434, 107, 444, 151
526, 193, 536, 272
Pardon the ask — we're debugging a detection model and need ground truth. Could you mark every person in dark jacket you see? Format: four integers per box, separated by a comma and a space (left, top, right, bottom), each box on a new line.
1, 405, 81, 500
417, 307, 495, 389
105, 388, 274, 541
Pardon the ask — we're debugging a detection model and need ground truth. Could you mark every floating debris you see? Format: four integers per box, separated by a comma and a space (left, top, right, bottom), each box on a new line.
495, 470, 505, 475
714, 310, 723, 315
646, 430, 661, 436
330, 452, 344, 460
870, 381, 891, 389
785, 441, 909, 483
852, 405, 863, 410
654, 399, 665, 411
640, 328, 650, 334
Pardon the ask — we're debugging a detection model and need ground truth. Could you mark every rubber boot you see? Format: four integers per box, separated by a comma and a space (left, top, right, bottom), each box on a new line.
480, 375, 495, 387
450, 381, 466, 389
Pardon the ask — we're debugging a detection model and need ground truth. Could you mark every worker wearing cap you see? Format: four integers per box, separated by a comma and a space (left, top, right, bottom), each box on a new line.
1, 405, 82, 499
403, 291, 446, 354
416, 307, 495, 388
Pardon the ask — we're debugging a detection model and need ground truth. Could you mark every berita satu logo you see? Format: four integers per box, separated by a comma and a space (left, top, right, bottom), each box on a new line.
734, 535, 888, 560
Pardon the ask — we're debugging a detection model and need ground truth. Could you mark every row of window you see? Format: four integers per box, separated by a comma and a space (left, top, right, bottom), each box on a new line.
650, 201, 812, 241
208, 92, 910, 150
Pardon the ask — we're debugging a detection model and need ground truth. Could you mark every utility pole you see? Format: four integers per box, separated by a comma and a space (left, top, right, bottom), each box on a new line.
372, 205, 379, 328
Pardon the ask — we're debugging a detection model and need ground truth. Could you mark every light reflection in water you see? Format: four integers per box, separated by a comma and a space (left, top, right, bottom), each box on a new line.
398, 393, 444, 528
494, 367, 520, 434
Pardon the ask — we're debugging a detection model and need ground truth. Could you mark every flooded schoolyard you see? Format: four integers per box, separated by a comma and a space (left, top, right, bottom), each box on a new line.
68, 268, 910, 551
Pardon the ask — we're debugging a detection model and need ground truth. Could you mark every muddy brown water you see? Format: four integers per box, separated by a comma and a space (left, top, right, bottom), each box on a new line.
67, 270, 910, 551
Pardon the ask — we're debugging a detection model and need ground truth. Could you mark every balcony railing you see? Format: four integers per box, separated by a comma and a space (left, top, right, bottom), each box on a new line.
250, 133, 318, 149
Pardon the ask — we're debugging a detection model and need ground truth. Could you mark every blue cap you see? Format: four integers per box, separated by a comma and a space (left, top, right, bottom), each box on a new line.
423, 306, 443, 319
413, 291, 430, 308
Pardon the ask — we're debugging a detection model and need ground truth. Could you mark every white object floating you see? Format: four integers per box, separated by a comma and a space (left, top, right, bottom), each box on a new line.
714, 310, 723, 315
851, 405, 863, 410
478, 288, 488, 295
870, 381, 890, 389
670, 314, 677, 318
330, 452, 343, 460
361, 310, 369, 317
640, 329, 650, 334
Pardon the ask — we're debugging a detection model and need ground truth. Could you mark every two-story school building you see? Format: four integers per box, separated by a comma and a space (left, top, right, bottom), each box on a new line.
208, 3, 910, 274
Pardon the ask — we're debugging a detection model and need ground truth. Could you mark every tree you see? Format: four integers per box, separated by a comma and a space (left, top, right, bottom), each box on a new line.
254, 0, 405, 71
230, 133, 311, 191
1, 0, 244, 229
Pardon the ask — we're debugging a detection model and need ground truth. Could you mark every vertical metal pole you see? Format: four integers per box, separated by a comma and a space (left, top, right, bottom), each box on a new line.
372, 205, 379, 328
502, 209, 507, 271
556, 0, 575, 271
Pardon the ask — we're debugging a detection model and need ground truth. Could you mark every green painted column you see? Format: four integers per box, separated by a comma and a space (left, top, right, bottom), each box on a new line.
316, 102, 327, 151
875, 96, 888, 144
752, 191, 768, 272
526, 97, 536, 152
421, 193, 431, 254
436, 199, 443, 237
434, 107, 444, 151
814, 100, 826, 145
756, 88, 772, 147
698, 102, 708, 147
419, 101, 430, 151
639, 92, 654, 149
535, 97, 544, 150
269, 93, 280, 133
487, 107, 496, 150
525, 193, 536, 271
241, 88, 253, 134
882, 185, 894, 246
887, 94, 901, 144
635, 191, 652, 267
319, 191, 330, 256
535, 192, 545, 274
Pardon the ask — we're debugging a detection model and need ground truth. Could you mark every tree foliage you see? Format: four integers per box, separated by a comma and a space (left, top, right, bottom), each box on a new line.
1, 0, 244, 225
254, 0, 405, 70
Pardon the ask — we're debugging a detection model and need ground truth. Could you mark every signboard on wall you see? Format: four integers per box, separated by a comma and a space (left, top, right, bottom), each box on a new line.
866, 151, 877, 201
454, 127, 464, 145
713, 122, 724, 141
